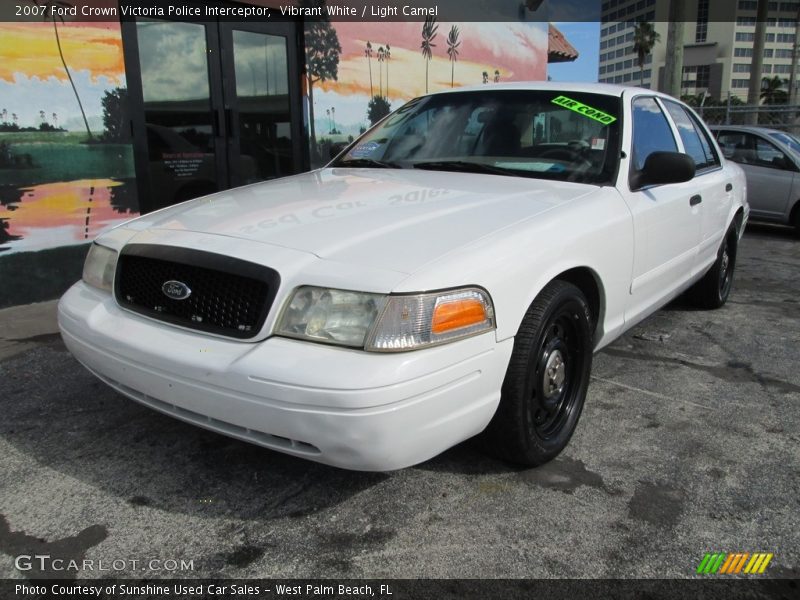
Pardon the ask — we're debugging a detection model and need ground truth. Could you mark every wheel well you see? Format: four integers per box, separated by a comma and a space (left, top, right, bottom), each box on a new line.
733, 207, 745, 238
790, 199, 800, 227
730, 207, 745, 259
555, 267, 603, 335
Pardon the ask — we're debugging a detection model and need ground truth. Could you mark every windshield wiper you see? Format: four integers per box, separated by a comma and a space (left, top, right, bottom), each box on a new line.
335, 157, 402, 169
411, 160, 520, 176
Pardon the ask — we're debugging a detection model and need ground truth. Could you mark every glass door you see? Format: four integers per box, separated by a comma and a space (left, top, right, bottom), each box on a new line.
221, 22, 303, 188
123, 17, 302, 214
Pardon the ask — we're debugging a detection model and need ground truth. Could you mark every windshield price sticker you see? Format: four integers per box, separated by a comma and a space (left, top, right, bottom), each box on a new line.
551, 96, 617, 125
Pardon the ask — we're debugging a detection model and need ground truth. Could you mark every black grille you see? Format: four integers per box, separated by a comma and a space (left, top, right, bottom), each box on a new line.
115, 245, 280, 339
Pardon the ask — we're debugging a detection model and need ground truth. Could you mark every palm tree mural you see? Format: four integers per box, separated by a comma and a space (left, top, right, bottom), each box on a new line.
377, 46, 385, 98
420, 16, 438, 93
30, 0, 93, 140
760, 76, 789, 104
494, 70, 500, 83
384, 45, 391, 100
482, 71, 489, 84
633, 21, 660, 88
365, 41, 374, 97
447, 25, 460, 88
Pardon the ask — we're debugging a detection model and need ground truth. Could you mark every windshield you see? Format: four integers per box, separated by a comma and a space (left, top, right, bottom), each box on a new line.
333, 90, 622, 185
769, 131, 800, 156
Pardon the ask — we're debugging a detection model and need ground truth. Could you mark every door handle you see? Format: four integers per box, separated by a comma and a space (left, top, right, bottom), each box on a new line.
690, 195, 702, 206
725, 183, 733, 192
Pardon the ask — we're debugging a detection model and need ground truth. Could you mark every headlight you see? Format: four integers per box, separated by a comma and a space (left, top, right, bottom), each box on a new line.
82, 243, 118, 292
366, 288, 494, 351
275, 285, 495, 351
276, 286, 384, 348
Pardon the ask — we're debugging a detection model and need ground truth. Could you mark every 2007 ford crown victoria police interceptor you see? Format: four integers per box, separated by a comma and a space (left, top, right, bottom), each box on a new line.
59, 83, 747, 471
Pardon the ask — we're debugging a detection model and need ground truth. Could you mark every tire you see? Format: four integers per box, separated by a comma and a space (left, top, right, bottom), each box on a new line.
794, 206, 800, 238
482, 280, 594, 467
688, 225, 737, 309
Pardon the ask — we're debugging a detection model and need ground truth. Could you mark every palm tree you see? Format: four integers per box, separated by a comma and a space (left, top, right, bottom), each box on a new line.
633, 21, 660, 88
494, 70, 500, 83
31, 0, 93, 140
760, 76, 789, 104
377, 46, 385, 98
384, 44, 391, 100
482, 71, 489, 84
420, 16, 438, 93
364, 41, 374, 97
447, 25, 461, 88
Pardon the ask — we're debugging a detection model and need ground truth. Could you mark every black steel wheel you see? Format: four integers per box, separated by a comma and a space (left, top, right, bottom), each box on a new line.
688, 224, 737, 309
483, 280, 593, 466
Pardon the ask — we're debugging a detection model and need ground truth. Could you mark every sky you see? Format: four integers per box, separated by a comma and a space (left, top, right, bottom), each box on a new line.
0, 22, 126, 130
547, 22, 601, 83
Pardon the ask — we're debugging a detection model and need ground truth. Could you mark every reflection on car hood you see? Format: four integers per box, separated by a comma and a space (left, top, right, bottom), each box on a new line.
121, 168, 597, 274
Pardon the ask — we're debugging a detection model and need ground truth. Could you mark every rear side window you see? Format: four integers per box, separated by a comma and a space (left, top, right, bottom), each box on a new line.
663, 100, 720, 171
631, 97, 678, 171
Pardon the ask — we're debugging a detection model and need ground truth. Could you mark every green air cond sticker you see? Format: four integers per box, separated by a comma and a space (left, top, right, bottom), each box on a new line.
551, 95, 617, 125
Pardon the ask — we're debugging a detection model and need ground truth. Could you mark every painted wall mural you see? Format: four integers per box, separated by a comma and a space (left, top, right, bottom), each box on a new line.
305, 17, 549, 165
0, 20, 138, 256
0, 18, 137, 307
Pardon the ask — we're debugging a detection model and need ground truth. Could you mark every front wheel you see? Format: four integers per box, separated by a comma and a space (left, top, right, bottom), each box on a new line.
483, 281, 594, 467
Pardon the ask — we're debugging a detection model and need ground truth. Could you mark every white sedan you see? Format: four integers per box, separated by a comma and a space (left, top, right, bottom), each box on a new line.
58, 83, 748, 471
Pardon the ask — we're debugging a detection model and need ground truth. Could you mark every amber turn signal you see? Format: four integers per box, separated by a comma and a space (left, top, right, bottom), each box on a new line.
431, 299, 488, 334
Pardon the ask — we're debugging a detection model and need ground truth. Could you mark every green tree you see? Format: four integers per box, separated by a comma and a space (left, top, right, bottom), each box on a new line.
100, 87, 129, 142
447, 25, 460, 88
303, 0, 342, 153
31, 0, 93, 140
420, 16, 438, 93
367, 95, 391, 125
760, 76, 789, 104
633, 21, 660, 88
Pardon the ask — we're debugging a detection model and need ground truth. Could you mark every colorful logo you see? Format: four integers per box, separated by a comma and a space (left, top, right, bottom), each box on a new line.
697, 552, 774, 575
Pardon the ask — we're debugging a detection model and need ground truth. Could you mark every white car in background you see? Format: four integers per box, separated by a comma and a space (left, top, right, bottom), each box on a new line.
59, 83, 748, 471
711, 125, 800, 235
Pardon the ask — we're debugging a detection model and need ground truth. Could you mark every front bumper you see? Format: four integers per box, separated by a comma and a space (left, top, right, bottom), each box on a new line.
58, 282, 514, 471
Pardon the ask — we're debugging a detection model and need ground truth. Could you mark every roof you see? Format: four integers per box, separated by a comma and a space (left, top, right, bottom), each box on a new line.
548, 23, 579, 63
428, 81, 637, 97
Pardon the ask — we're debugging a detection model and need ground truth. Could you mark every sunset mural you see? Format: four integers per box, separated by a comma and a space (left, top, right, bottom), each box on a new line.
305, 19, 548, 164
0, 19, 137, 307
0, 20, 137, 261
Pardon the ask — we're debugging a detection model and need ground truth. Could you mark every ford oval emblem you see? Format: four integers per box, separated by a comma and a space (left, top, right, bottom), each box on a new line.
162, 280, 192, 301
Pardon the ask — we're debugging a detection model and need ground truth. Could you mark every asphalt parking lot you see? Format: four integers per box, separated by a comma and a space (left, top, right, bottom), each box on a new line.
0, 224, 798, 580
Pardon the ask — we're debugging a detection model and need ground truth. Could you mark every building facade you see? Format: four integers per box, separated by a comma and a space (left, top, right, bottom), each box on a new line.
598, 0, 800, 100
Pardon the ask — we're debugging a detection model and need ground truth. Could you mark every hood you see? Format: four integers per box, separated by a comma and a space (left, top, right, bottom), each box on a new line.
122, 168, 597, 274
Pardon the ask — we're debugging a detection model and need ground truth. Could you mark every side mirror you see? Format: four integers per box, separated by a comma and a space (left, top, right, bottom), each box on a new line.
329, 142, 348, 159
631, 151, 696, 190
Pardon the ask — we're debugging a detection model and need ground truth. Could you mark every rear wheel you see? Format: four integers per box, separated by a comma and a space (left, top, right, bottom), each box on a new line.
483, 281, 593, 467
688, 225, 737, 309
